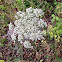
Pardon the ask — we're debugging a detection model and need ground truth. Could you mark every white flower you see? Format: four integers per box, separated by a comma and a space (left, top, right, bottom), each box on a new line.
18, 35, 23, 41
9, 22, 14, 30
8, 28, 14, 35
15, 15, 18, 19
24, 33, 29, 39
26, 7, 34, 14
16, 11, 22, 16
23, 41, 33, 48
44, 22, 47, 27
20, 41, 23, 44
11, 33, 16, 42
38, 19, 46, 28
14, 20, 18, 26
14, 27, 19, 33
29, 33, 35, 41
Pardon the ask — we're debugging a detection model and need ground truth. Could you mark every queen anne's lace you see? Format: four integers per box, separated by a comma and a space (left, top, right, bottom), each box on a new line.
9, 7, 47, 48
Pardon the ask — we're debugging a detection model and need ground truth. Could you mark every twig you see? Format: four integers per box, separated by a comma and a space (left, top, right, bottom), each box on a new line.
22, 0, 24, 11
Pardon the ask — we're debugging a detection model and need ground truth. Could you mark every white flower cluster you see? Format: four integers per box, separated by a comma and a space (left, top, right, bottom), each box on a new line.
9, 7, 47, 48
23, 41, 33, 48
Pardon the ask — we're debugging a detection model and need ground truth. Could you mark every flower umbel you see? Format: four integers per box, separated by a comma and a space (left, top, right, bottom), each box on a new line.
9, 7, 47, 48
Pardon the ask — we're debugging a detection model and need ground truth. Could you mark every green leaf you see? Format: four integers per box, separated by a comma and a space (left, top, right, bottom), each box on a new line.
58, 30, 62, 34
53, 1, 57, 5
0, 60, 5, 62
1, 39, 6, 43
50, 32, 53, 38
50, 44, 55, 49
53, 27, 57, 31
2, 16, 4, 19
45, 55, 48, 59
0, 43, 4, 47
56, 16, 59, 21
51, 14, 55, 17
55, 35, 57, 38
58, 36, 60, 42
50, 6, 53, 10
54, 9, 57, 13
40, 60, 43, 62
42, 8, 45, 11
51, 19, 54, 23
